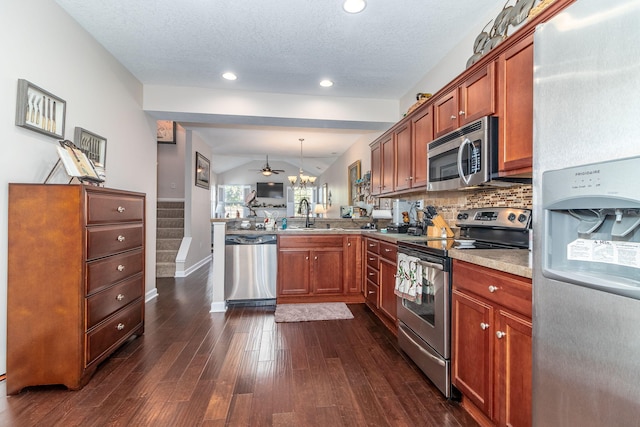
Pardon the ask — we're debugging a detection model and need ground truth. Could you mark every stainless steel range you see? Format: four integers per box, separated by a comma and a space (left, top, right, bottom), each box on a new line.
396, 207, 531, 398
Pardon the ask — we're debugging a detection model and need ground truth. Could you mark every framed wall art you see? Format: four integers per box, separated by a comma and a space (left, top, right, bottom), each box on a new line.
15, 79, 66, 139
348, 160, 361, 204
74, 127, 107, 177
195, 152, 210, 189
157, 120, 176, 144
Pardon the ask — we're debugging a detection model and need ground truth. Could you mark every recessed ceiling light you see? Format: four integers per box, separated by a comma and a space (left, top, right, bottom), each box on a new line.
343, 0, 366, 14
222, 72, 237, 81
319, 79, 334, 87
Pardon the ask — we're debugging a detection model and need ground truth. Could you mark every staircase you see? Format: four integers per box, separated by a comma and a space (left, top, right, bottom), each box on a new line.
156, 201, 184, 278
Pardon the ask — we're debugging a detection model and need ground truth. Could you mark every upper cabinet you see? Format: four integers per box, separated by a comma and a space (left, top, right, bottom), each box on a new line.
434, 63, 496, 138
368, 0, 575, 196
496, 34, 534, 176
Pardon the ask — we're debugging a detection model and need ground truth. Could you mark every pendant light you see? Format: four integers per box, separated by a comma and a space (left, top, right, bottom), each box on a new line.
288, 138, 316, 188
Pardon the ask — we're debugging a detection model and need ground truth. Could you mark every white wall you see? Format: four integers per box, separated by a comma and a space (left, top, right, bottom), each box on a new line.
319, 133, 378, 218
0, 0, 157, 374
157, 127, 186, 199
184, 131, 213, 271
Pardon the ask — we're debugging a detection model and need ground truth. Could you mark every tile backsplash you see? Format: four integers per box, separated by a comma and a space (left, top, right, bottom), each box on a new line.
385, 184, 532, 225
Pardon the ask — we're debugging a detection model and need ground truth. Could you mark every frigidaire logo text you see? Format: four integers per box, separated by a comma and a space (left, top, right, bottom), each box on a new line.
575, 169, 600, 176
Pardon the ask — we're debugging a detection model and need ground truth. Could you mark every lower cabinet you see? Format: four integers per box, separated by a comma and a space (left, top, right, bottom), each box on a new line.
363, 236, 397, 330
277, 234, 362, 302
452, 259, 532, 427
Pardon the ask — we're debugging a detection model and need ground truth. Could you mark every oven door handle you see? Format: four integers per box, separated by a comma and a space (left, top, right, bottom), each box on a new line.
418, 260, 444, 271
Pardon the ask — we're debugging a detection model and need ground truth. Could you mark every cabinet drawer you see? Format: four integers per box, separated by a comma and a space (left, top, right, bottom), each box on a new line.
365, 238, 380, 254
86, 249, 143, 295
453, 260, 531, 317
86, 224, 144, 260
86, 193, 144, 224
86, 301, 143, 366
366, 265, 379, 284
379, 241, 397, 262
86, 275, 143, 329
366, 280, 379, 306
366, 253, 379, 269
278, 235, 343, 249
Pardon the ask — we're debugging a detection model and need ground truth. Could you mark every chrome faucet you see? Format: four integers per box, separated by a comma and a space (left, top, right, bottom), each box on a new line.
298, 198, 312, 228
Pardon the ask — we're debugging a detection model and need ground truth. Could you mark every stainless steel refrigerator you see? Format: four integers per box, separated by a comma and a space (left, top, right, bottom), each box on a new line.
532, 0, 640, 425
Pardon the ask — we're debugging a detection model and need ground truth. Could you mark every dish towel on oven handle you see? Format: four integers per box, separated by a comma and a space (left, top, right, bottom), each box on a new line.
395, 252, 423, 304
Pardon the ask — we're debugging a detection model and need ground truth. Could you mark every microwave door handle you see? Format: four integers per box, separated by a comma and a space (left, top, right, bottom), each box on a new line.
457, 138, 472, 185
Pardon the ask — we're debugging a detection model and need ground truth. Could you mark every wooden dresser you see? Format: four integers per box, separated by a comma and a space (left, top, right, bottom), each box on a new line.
7, 184, 146, 395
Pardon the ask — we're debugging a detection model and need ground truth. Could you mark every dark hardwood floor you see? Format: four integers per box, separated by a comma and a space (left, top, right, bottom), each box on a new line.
0, 264, 478, 427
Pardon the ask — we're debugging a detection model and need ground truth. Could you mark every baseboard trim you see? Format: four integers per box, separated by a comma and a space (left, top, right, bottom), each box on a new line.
145, 287, 159, 303
175, 254, 212, 278
210, 301, 227, 313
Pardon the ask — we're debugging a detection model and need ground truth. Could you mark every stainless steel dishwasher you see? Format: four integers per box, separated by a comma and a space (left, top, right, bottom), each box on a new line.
224, 234, 277, 306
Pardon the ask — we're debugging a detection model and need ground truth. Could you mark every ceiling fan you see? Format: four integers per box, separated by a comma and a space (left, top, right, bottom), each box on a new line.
256, 155, 285, 176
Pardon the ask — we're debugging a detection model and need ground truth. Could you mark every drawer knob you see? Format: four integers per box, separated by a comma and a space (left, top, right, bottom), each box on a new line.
480, 322, 490, 330
369, 272, 375, 276
450, 115, 457, 120
348, 242, 351, 247
117, 235, 126, 242
116, 294, 125, 301
369, 243, 375, 247
459, 110, 465, 116
116, 323, 125, 331
384, 248, 392, 252
117, 206, 126, 213
488, 285, 498, 293
496, 331, 506, 339
368, 290, 375, 295
369, 257, 375, 261
117, 264, 125, 272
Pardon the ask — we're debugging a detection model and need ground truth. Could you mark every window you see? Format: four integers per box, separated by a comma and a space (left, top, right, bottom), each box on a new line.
217, 184, 251, 218
287, 186, 317, 217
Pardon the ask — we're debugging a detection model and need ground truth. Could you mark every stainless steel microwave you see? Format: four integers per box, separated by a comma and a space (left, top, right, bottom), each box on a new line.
427, 116, 525, 191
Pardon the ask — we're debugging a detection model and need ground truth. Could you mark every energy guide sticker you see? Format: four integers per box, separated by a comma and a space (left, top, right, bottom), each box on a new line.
567, 239, 640, 268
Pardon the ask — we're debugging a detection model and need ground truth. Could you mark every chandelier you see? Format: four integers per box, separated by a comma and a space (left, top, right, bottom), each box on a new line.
288, 138, 316, 188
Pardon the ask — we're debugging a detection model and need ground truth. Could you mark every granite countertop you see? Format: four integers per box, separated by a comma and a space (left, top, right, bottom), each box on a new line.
222, 226, 532, 279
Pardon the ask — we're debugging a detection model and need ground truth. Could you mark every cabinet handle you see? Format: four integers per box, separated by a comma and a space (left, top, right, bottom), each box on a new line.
384, 248, 392, 252
117, 206, 126, 213
369, 272, 375, 276
117, 235, 126, 242
348, 242, 351, 247
314, 256, 318, 260
116, 323, 125, 331
496, 331, 506, 339
305, 256, 309, 260
480, 322, 490, 330
117, 264, 125, 272
459, 110, 465, 116
488, 285, 498, 293
369, 243, 375, 247
368, 290, 375, 295
116, 293, 125, 301
369, 257, 375, 261
450, 115, 457, 120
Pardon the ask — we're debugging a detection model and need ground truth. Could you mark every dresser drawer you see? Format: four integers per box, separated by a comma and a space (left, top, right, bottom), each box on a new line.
86, 275, 143, 329
86, 224, 144, 260
86, 249, 143, 295
365, 238, 380, 254
86, 301, 143, 366
453, 260, 532, 317
86, 192, 144, 224
379, 241, 397, 262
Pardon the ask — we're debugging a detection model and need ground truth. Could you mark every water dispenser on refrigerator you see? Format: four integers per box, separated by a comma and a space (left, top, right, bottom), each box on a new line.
542, 156, 640, 300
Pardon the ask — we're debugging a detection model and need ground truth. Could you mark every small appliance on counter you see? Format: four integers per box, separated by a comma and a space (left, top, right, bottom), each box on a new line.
387, 199, 413, 233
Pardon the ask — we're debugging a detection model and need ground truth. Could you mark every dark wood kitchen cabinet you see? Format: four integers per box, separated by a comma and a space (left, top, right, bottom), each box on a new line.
434, 63, 496, 138
496, 34, 534, 177
277, 234, 363, 303
364, 236, 397, 332
370, 133, 394, 195
370, 141, 382, 196
410, 103, 433, 188
452, 259, 532, 427
7, 184, 146, 395
393, 123, 412, 191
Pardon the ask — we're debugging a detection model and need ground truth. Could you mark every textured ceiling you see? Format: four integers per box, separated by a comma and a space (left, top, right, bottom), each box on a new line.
55, 0, 505, 174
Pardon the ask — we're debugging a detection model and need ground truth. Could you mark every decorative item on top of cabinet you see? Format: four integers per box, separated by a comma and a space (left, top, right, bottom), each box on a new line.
451, 259, 531, 427
7, 184, 146, 395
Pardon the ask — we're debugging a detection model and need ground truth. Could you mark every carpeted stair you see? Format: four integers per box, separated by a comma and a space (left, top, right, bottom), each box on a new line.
156, 201, 184, 277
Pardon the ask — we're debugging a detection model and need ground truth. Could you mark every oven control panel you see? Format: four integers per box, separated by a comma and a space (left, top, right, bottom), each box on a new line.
456, 207, 531, 229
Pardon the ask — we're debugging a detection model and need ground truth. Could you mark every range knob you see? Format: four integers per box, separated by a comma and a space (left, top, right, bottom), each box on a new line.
457, 212, 469, 220
507, 213, 516, 222
518, 214, 528, 223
